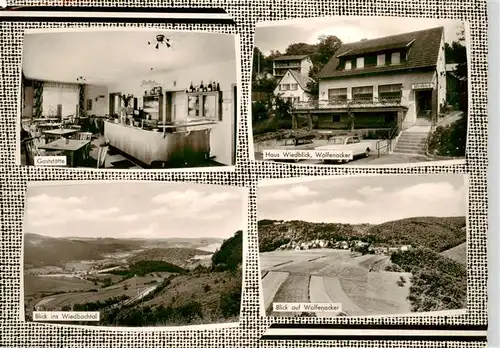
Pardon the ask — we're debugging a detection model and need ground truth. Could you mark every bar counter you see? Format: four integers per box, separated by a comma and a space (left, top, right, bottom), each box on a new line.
104, 120, 215, 167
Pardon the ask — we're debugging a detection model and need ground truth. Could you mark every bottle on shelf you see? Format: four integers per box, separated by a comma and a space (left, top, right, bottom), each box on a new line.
200, 80, 204, 91
216, 82, 220, 91
208, 80, 213, 92
189, 82, 194, 92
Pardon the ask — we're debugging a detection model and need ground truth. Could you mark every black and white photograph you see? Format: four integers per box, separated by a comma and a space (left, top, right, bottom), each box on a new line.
251, 17, 468, 165
258, 174, 467, 317
19, 29, 239, 169
22, 182, 245, 328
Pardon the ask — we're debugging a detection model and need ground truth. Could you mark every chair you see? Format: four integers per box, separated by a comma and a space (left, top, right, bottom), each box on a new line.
96, 145, 109, 168
74, 132, 93, 141
22, 137, 63, 165
74, 132, 93, 162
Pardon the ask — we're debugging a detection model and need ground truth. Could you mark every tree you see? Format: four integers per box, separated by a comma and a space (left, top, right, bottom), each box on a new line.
285, 42, 317, 56
316, 35, 342, 66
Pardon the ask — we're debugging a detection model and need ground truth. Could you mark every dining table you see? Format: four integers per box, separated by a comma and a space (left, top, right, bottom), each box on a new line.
38, 122, 62, 130
38, 138, 91, 167
43, 128, 78, 142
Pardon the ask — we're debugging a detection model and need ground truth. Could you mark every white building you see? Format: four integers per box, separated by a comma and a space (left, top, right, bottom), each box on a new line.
272, 55, 313, 78
274, 70, 314, 104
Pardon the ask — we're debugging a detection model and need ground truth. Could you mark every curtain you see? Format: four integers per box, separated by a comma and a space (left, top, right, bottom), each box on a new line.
78, 84, 86, 117
33, 81, 43, 118
42, 82, 79, 117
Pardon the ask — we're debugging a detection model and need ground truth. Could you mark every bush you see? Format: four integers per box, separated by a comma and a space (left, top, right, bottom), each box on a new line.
427, 115, 467, 157
203, 284, 211, 293
219, 286, 241, 318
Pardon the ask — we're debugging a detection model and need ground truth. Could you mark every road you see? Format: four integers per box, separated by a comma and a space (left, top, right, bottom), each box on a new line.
260, 249, 412, 317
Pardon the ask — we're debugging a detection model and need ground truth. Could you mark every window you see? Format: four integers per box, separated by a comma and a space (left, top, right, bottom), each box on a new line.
328, 88, 348, 102
391, 52, 401, 64
346, 137, 354, 144
345, 60, 352, 70
378, 84, 402, 102
280, 84, 290, 91
290, 83, 298, 90
352, 86, 374, 101
352, 137, 361, 143
384, 113, 396, 123
356, 57, 365, 69
377, 54, 386, 66
42, 82, 79, 117
365, 55, 377, 67
332, 114, 341, 122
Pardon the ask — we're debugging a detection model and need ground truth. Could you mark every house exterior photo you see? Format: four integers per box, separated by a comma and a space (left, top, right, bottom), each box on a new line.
272, 55, 313, 78
294, 27, 446, 131
274, 69, 314, 103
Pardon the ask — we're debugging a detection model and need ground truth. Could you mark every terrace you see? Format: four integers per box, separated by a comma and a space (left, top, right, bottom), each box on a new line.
293, 96, 407, 112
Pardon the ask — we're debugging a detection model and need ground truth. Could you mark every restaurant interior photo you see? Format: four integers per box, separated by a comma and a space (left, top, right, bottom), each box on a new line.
18, 29, 239, 169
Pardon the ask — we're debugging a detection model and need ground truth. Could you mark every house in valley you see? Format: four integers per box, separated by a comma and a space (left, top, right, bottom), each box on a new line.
292, 27, 447, 131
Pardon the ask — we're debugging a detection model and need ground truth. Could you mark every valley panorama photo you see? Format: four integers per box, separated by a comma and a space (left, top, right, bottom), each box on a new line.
22, 181, 245, 328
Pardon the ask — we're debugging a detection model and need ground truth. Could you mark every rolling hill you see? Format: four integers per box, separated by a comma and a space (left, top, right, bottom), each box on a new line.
127, 248, 212, 267
258, 217, 466, 252
441, 242, 467, 265
24, 234, 141, 268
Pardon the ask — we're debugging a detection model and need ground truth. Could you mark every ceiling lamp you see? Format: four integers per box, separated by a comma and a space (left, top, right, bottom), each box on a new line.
148, 34, 171, 50
76, 76, 86, 83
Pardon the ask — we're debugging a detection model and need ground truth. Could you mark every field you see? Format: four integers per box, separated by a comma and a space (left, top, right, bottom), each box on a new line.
440, 242, 467, 265
260, 249, 411, 317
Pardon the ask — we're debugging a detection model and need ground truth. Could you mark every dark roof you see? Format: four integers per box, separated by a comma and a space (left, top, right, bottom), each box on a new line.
273, 55, 309, 61
278, 69, 314, 92
318, 27, 444, 79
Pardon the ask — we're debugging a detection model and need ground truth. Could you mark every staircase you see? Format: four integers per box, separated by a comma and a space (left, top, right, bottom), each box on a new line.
393, 129, 430, 155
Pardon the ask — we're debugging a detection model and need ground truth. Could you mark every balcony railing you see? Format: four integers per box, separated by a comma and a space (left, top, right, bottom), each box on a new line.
293, 96, 404, 110
274, 63, 301, 68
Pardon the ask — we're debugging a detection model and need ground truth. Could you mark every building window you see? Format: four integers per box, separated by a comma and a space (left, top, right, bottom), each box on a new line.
328, 88, 348, 103
356, 57, 364, 69
345, 60, 352, 70
287, 97, 299, 104
365, 55, 377, 67
42, 82, 79, 117
332, 114, 341, 122
377, 54, 386, 66
391, 52, 401, 64
280, 84, 290, 91
378, 84, 402, 102
290, 83, 298, 91
352, 86, 373, 102
384, 113, 396, 123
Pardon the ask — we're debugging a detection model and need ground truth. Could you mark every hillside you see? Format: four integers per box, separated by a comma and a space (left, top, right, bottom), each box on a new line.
212, 230, 243, 271
127, 248, 212, 267
258, 217, 466, 252
24, 234, 141, 268
441, 242, 467, 265
365, 217, 466, 252
258, 220, 360, 252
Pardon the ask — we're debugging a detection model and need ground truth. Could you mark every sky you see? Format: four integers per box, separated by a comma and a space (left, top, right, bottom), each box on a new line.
23, 182, 245, 239
258, 174, 466, 225
255, 16, 465, 55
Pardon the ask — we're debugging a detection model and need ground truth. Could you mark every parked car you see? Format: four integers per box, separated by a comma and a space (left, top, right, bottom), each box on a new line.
274, 135, 316, 162
315, 135, 371, 164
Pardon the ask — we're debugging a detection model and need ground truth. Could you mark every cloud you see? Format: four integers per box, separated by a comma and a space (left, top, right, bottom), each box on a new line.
28, 194, 87, 206
260, 185, 318, 201
152, 189, 241, 218
357, 186, 383, 196
258, 178, 465, 224
396, 182, 461, 203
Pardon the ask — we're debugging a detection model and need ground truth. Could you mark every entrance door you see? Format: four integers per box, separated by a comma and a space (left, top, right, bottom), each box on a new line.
416, 90, 433, 116
165, 92, 173, 124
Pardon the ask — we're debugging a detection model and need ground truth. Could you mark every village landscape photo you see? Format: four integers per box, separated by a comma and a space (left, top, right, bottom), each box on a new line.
252, 17, 468, 165
22, 182, 245, 327
258, 174, 467, 317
